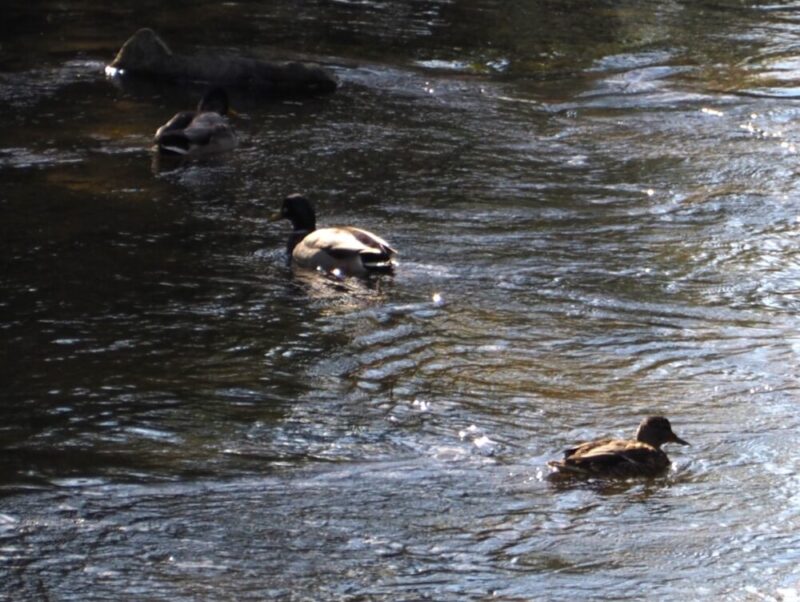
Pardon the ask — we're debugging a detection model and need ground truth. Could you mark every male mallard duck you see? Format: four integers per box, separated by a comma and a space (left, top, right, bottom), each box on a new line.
154, 88, 237, 156
271, 193, 397, 277
547, 416, 689, 479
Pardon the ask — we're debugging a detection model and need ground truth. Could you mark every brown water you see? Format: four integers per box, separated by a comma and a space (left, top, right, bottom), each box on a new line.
3, 0, 800, 599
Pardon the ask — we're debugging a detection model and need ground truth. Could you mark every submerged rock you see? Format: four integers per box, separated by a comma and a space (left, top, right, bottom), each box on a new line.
107, 28, 337, 96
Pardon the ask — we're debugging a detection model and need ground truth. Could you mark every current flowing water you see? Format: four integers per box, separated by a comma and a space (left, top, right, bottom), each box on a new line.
3, 1, 800, 599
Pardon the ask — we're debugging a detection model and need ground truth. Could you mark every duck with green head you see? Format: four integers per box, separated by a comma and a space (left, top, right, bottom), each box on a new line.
548, 416, 689, 479
271, 194, 397, 277
154, 88, 237, 156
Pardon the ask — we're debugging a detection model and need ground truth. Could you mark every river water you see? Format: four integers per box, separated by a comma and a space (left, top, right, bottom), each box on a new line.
3, 1, 800, 600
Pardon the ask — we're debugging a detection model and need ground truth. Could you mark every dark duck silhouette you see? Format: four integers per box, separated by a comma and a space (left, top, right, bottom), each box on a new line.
548, 416, 689, 479
154, 88, 237, 156
271, 194, 397, 277
107, 28, 337, 96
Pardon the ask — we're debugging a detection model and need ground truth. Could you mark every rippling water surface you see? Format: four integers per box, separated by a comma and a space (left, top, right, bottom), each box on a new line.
4, 1, 800, 599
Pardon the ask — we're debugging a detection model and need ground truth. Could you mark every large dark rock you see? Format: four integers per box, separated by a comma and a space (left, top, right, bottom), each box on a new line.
107, 29, 337, 96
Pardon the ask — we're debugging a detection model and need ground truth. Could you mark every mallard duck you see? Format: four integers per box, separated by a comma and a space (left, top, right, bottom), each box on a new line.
271, 193, 397, 277
108, 28, 337, 95
153, 88, 237, 156
547, 416, 689, 479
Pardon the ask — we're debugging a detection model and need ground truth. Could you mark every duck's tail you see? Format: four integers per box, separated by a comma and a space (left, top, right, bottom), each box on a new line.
546, 460, 591, 478
362, 258, 397, 273
156, 133, 191, 155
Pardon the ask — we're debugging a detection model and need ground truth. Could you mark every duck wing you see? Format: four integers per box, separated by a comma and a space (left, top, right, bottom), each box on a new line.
154, 110, 197, 140
303, 227, 396, 260
561, 438, 615, 459
342, 227, 397, 260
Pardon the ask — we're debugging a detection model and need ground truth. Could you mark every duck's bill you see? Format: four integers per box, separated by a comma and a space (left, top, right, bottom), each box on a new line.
269, 212, 283, 222
671, 434, 690, 445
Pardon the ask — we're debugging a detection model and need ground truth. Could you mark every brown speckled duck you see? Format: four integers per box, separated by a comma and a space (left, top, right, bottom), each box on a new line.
107, 28, 337, 95
271, 193, 397, 277
547, 416, 689, 479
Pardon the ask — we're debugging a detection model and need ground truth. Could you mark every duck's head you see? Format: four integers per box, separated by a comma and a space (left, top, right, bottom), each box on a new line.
271, 193, 317, 231
635, 416, 689, 449
109, 28, 173, 72
198, 88, 230, 116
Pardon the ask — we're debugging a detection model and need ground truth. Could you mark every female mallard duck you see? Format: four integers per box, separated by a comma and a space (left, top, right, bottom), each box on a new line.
547, 416, 689, 479
272, 193, 397, 277
154, 88, 237, 156
108, 28, 338, 95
